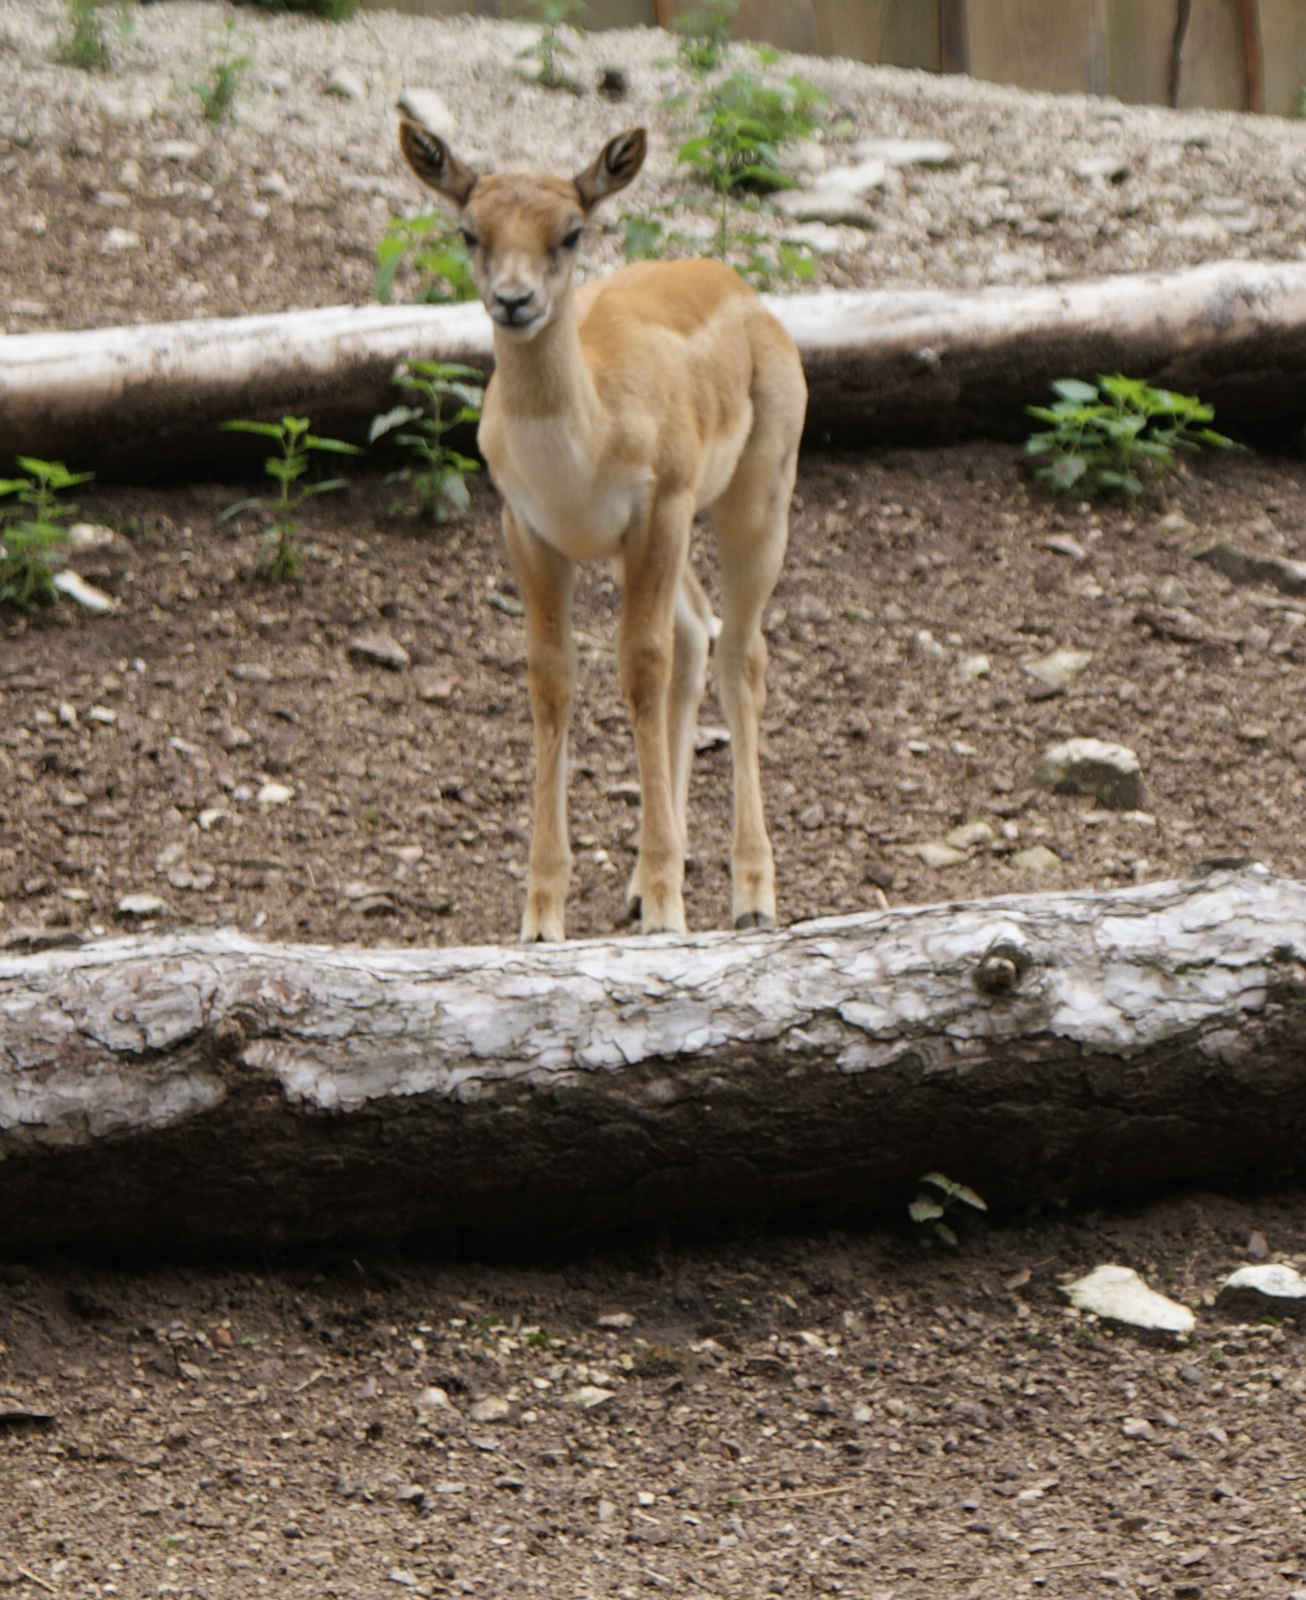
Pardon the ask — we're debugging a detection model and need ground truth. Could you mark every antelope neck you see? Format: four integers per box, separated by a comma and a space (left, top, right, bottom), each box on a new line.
491, 294, 600, 428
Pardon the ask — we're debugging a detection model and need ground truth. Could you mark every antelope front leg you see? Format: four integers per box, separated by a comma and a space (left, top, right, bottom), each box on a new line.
620, 492, 693, 935
503, 507, 576, 942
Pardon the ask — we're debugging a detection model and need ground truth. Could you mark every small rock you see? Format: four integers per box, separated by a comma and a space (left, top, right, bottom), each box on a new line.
913, 628, 949, 661
1153, 510, 1197, 545
230, 663, 274, 684
1246, 1230, 1269, 1260
1219, 1263, 1306, 1313
1121, 1416, 1155, 1439
694, 725, 729, 753
166, 862, 215, 892
597, 1312, 634, 1329
1043, 533, 1088, 561
257, 782, 295, 808
1010, 843, 1062, 877
1063, 1265, 1196, 1334
349, 629, 411, 670
9, 297, 48, 317
257, 171, 293, 200
797, 803, 825, 831
415, 1386, 451, 1416
1074, 155, 1130, 182
325, 64, 366, 101
816, 158, 887, 197
944, 820, 995, 850
51, 571, 117, 612
153, 139, 201, 163
851, 1402, 874, 1424
101, 227, 140, 253
116, 893, 169, 919
1035, 737, 1141, 810
958, 653, 990, 680
794, 594, 832, 625
854, 137, 954, 167
413, 668, 459, 702
565, 1385, 615, 1409
67, 522, 126, 553
469, 1397, 511, 1423
597, 65, 628, 98
1024, 648, 1092, 692
771, 189, 878, 229
903, 839, 968, 869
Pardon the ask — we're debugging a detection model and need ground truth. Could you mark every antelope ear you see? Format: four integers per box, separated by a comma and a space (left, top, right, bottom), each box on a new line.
398, 118, 479, 207
574, 127, 647, 212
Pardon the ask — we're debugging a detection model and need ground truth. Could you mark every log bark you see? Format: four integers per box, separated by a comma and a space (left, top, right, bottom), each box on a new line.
5, 262, 1306, 474
2, 864, 1306, 1253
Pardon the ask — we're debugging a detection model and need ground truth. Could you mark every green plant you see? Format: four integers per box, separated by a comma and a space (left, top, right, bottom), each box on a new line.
369, 360, 484, 522
677, 69, 825, 258
375, 213, 478, 306
0, 458, 90, 611
219, 416, 363, 580
1025, 375, 1237, 498
192, 19, 253, 126
519, 0, 587, 92
909, 1171, 987, 1248
235, 0, 358, 18
55, 0, 131, 71
675, 0, 736, 72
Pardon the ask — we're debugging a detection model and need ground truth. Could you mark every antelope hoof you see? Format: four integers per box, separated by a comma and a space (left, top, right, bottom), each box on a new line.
638, 886, 687, 936
520, 900, 565, 943
734, 909, 775, 930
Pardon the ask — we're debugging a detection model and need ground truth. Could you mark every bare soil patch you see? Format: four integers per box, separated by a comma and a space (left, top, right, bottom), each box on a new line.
4, 1192, 1306, 1598
3, 441, 1305, 948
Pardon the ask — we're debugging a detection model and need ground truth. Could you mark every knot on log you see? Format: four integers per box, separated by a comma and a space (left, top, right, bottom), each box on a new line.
975, 942, 1031, 997
210, 1015, 247, 1059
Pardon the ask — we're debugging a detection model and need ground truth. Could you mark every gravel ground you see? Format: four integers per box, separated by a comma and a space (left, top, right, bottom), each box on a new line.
5, 1, 1306, 333
5, 1192, 1306, 1600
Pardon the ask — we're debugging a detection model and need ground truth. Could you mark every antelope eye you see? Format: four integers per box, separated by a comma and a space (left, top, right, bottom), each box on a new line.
561, 225, 583, 250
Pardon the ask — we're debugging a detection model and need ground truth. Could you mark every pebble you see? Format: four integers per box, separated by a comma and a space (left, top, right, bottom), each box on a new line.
325, 64, 366, 101
944, 820, 995, 850
1121, 1416, 1155, 1439
257, 782, 295, 807
413, 667, 458, 702
903, 839, 967, 869
1024, 646, 1092, 694
415, 1386, 451, 1415
597, 1312, 634, 1328
771, 189, 878, 228
348, 629, 411, 670
958, 653, 990, 679
565, 1385, 615, 1409
1010, 843, 1062, 876
468, 1396, 511, 1423
116, 892, 169, 919
51, 571, 117, 612
101, 227, 141, 253
854, 137, 954, 167
814, 158, 887, 197
1063, 1265, 1196, 1334
1035, 737, 1141, 810
398, 87, 457, 139
151, 139, 201, 163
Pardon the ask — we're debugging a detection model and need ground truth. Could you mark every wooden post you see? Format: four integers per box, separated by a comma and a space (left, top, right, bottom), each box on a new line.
655, 0, 675, 26
1241, 0, 1265, 110
1168, 0, 1191, 105
1086, 0, 1107, 94
939, 0, 967, 71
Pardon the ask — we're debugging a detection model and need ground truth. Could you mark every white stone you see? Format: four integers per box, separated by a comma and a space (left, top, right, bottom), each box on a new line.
325, 64, 366, 101
257, 783, 295, 808
903, 839, 968, 869
51, 572, 117, 612
348, 629, 411, 670
469, 1396, 511, 1422
415, 1385, 451, 1414
596, 1312, 634, 1328
945, 821, 995, 851
814, 159, 887, 198
1025, 647, 1093, 691
1220, 1263, 1306, 1307
152, 140, 201, 163
1011, 844, 1062, 876
772, 189, 878, 228
855, 138, 954, 168
101, 228, 140, 254
67, 522, 125, 553
398, 87, 456, 139
1035, 737, 1141, 810
1063, 1265, 1195, 1334
116, 893, 169, 919
565, 1385, 615, 1408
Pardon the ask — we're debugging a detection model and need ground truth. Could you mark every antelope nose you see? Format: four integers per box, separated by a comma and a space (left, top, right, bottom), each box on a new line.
495, 288, 534, 318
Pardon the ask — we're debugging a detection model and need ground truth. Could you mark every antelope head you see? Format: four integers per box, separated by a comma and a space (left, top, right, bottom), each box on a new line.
398, 121, 647, 340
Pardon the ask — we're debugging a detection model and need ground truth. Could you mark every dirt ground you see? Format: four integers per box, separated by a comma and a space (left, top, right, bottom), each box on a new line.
4, 1191, 1306, 1599
2, 440, 1305, 948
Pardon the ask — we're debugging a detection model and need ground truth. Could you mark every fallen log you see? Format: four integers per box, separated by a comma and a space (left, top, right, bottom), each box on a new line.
4, 261, 1306, 474
2, 863, 1305, 1254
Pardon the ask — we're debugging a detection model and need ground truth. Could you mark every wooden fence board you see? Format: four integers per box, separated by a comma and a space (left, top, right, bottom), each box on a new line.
1258, 0, 1306, 117
809, 0, 940, 70
733, 0, 820, 54
1104, 0, 1177, 106
964, 0, 1096, 96
1177, 0, 1246, 108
